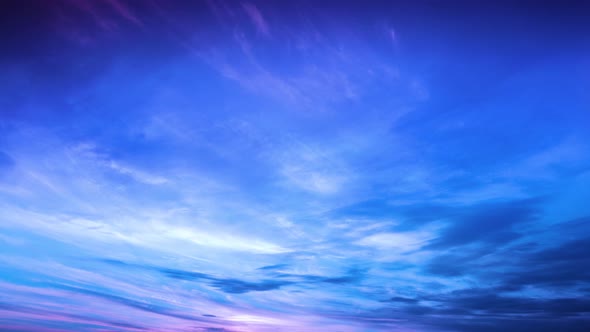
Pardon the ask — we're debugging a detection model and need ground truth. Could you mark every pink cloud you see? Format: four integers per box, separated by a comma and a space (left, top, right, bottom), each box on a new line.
105, 0, 144, 27
242, 2, 270, 36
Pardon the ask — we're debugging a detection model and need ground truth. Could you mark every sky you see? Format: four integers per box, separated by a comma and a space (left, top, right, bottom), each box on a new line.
1, 0, 590, 331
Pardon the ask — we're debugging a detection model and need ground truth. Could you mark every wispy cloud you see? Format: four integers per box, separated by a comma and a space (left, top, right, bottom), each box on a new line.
1, 1, 589, 331
242, 2, 270, 36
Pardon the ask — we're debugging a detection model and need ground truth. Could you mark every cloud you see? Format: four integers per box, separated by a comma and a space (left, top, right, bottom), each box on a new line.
257, 263, 289, 271
355, 231, 431, 251
53, 286, 199, 321
426, 198, 542, 249
381, 296, 419, 304
70, 142, 169, 185
503, 236, 590, 289
272, 139, 353, 195
161, 225, 292, 254
98, 258, 366, 295
242, 3, 270, 36
423, 217, 590, 292
158, 266, 292, 293
104, 0, 144, 27
365, 284, 590, 331
0, 301, 150, 331
1, 1, 589, 331
210, 278, 292, 294
107, 161, 169, 185
280, 164, 345, 194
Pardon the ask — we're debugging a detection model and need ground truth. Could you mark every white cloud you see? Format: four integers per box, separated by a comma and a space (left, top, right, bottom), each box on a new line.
273, 139, 352, 195
70, 142, 169, 185
161, 225, 291, 254
280, 164, 345, 194
107, 161, 169, 185
355, 231, 432, 251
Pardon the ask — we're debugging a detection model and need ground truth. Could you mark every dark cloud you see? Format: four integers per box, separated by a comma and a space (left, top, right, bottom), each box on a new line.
330, 197, 543, 247
256, 263, 289, 270
425, 220, 590, 293
414, 287, 590, 317
502, 237, 590, 289
438, 317, 590, 332
380, 296, 419, 304
276, 267, 367, 286
210, 278, 292, 294
319, 268, 366, 284
421, 199, 547, 278
427, 198, 542, 249
157, 267, 292, 294
160, 268, 210, 281
367, 286, 590, 331
100, 258, 364, 295
328, 199, 453, 229
161, 266, 364, 293
408, 215, 590, 331
452, 295, 590, 316
424, 251, 477, 277
98, 258, 135, 267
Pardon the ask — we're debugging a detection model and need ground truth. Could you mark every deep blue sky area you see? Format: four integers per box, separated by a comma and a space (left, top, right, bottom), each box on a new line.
1, 1, 589, 331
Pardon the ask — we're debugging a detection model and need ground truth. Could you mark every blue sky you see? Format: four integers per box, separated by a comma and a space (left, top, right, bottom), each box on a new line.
1, 1, 590, 331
